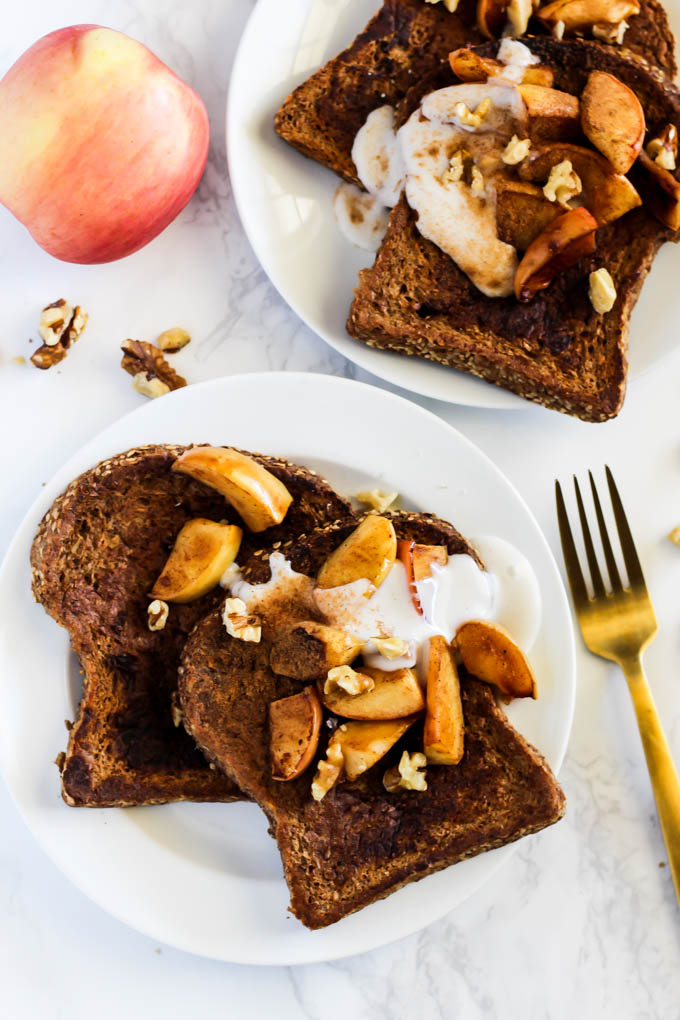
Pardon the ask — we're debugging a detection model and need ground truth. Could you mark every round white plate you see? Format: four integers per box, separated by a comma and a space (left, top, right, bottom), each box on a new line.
227, 0, 680, 409
0, 373, 575, 964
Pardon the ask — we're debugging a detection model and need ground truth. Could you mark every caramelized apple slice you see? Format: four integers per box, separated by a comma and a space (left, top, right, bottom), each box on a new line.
476, 0, 511, 38
495, 179, 561, 250
519, 143, 641, 225
150, 519, 242, 603
172, 447, 293, 533
518, 84, 580, 145
412, 544, 449, 582
636, 149, 680, 230
423, 636, 465, 765
514, 207, 597, 302
269, 686, 323, 780
335, 715, 421, 781
581, 72, 645, 174
535, 0, 640, 34
397, 539, 422, 614
448, 48, 554, 86
320, 666, 425, 720
270, 621, 362, 680
316, 515, 397, 594
455, 620, 537, 698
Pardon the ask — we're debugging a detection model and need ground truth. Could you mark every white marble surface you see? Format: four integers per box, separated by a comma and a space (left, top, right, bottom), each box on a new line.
1, 1, 680, 1016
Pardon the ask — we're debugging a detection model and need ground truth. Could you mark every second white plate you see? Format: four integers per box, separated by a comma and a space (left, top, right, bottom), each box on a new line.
0, 373, 574, 964
227, 0, 680, 409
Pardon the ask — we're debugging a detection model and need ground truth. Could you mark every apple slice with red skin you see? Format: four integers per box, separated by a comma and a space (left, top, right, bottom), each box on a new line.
514, 207, 597, 302
424, 636, 465, 765
455, 620, 537, 699
535, 0, 640, 33
636, 149, 680, 230
269, 686, 322, 781
476, 0, 511, 38
397, 541, 449, 615
581, 71, 645, 175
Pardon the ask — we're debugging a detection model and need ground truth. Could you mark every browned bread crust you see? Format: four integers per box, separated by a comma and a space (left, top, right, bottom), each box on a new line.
31, 444, 353, 807
274, 0, 676, 187
347, 38, 680, 422
179, 513, 565, 929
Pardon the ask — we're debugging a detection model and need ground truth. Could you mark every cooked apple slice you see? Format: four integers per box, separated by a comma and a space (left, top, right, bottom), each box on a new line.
172, 447, 293, 533
495, 179, 561, 250
270, 621, 362, 680
476, 0, 511, 37
636, 149, 680, 230
519, 143, 641, 225
514, 207, 597, 301
333, 715, 421, 781
581, 71, 645, 174
518, 84, 580, 145
320, 665, 425, 720
535, 0, 640, 33
423, 636, 465, 765
316, 515, 397, 594
150, 519, 242, 603
269, 686, 323, 781
412, 544, 449, 582
448, 48, 554, 86
396, 539, 422, 614
455, 620, 537, 698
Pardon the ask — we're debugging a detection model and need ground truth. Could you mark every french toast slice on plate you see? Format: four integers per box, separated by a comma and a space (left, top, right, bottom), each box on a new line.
179, 513, 565, 929
274, 0, 676, 187
347, 38, 680, 422
30, 444, 353, 807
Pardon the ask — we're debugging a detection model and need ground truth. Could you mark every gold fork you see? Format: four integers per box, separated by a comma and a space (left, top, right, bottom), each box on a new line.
555, 466, 680, 908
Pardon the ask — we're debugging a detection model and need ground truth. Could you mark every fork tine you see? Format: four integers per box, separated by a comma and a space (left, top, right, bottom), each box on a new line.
555, 480, 589, 610
589, 470, 623, 592
605, 466, 647, 590
573, 475, 606, 598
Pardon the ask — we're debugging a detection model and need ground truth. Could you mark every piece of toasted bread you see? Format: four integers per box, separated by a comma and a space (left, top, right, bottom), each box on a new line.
347, 38, 680, 422
179, 513, 564, 929
274, 0, 676, 186
31, 444, 353, 807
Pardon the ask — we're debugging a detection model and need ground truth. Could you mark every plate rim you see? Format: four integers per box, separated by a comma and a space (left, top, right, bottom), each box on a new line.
0, 371, 576, 964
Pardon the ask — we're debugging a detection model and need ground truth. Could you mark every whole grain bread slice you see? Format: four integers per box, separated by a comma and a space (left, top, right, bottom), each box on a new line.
274, 0, 676, 187
179, 513, 565, 929
31, 444, 353, 807
347, 38, 680, 422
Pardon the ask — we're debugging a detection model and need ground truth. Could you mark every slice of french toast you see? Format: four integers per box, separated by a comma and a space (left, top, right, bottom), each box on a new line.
274, 0, 676, 187
347, 38, 680, 422
31, 444, 354, 807
179, 513, 564, 929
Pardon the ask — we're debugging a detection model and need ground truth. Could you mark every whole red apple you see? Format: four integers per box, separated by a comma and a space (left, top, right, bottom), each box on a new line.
0, 25, 210, 263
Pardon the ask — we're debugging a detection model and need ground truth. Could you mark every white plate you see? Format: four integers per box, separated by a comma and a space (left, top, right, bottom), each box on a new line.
227, 0, 680, 409
0, 373, 575, 964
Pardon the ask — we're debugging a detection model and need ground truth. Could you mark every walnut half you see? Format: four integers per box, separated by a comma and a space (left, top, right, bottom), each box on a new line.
31, 302, 88, 370
121, 339, 187, 397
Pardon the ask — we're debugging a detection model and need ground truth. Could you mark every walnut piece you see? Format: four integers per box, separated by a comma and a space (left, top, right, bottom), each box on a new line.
324, 665, 375, 696
311, 740, 344, 801
370, 636, 410, 659
356, 489, 398, 513
424, 0, 459, 11
502, 135, 531, 165
31, 303, 88, 370
156, 327, 191, 352
592, 20, 628, 43
454, 98, 492, 129
589, 268, 617, 313
121, 339, 187, 395
543, 160, 582, 206
147, 599, 169, 631
383, 750, 428, 793
222, 596, 262, 642
470, 166, 485, 197
646, 124, 678, 172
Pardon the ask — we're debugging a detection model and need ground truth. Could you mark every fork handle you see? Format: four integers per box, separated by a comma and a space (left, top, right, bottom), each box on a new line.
623, 656, 680, 908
